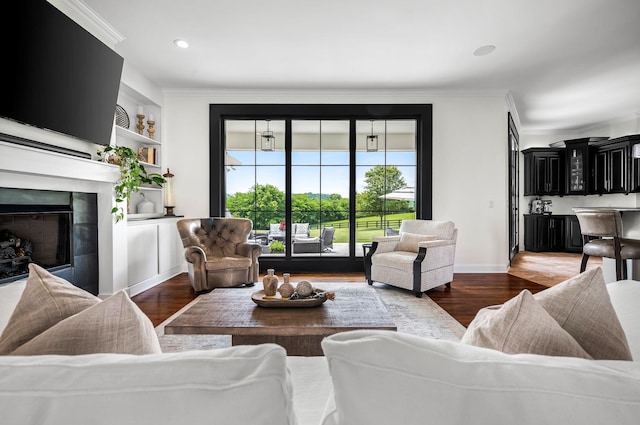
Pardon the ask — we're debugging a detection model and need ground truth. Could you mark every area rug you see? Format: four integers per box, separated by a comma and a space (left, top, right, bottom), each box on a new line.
156, 283, 466, 353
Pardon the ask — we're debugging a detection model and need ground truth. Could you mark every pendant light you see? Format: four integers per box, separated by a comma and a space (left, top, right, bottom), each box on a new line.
261, 120, 275, 151
366, 120, 378, 152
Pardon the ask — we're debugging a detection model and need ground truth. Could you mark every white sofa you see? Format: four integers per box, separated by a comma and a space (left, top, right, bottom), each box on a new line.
2, 277, 640, 425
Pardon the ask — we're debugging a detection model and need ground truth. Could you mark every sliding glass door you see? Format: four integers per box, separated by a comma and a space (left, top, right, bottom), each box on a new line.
210, 104, 432, 272
224, 118, 416, 259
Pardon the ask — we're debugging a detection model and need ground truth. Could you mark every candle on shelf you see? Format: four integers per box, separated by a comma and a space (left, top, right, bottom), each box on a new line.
137, 106, 144, 115
163, 168, 175, 216
149, 114, 154, 121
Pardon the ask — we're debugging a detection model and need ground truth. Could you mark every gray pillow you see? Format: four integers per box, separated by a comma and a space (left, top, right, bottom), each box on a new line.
0, 264, 100, 354
11, 291, 161, 355
462, 290, 592, 359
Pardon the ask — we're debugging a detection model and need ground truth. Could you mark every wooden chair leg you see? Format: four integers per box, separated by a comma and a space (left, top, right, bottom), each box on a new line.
580, 254, 589, 273
615, 259, 623, 281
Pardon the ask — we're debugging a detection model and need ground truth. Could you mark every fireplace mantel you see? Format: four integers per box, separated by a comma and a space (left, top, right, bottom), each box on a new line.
0, 140, 128, 297
0, 141, 119, 184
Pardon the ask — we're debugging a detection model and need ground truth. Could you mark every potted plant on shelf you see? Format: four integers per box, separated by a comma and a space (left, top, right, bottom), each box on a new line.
97, 145, 166, 222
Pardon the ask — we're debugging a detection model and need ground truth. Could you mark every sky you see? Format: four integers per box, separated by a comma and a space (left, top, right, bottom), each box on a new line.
226, 150, 416, 198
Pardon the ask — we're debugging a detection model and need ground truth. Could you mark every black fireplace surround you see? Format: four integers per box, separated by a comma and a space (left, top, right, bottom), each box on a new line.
0, 188, 99, 295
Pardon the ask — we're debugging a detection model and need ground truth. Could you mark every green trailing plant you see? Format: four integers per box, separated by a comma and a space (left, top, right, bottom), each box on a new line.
269, 240, 285, 253
97, 145, 166, 222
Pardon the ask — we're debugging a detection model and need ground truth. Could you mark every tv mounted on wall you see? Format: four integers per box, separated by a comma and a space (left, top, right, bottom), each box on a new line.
0, 1, 124, 146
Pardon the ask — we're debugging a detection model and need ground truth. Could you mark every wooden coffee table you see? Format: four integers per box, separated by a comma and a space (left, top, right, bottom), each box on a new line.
164, 283, 397, 356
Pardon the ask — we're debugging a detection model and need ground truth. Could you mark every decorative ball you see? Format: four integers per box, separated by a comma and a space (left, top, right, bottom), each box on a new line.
296, 280, 314, 297
278, 282, 295, 299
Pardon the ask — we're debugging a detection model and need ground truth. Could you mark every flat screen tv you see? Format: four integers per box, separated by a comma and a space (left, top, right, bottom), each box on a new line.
0, 1, 124, 146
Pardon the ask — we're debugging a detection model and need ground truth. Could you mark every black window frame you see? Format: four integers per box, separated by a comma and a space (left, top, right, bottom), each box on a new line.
210, 104, 432, 272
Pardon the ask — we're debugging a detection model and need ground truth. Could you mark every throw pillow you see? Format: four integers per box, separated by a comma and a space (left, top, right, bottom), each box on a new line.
0, 264, 100, 354
461, 290, 592, 359
395, 232, 437, 253
534, 267, 632, 360
11, 290, 161, 355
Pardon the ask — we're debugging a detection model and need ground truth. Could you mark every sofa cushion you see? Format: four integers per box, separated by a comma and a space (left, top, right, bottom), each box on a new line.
607, 280, 640, 361
461, 290, 592, 358
0, 264, 100, 354
321, 330, 640, 425
395, 232, 437, 253
0, 344, 297, 425
534, 267, 632, 360
11, 291, 161, 355
399, 220, 455, 240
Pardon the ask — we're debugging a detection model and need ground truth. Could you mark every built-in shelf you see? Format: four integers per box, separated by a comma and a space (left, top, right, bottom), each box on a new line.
115, 126, 161, 145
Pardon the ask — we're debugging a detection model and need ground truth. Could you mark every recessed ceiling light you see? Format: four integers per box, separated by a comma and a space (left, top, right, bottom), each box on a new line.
473, 45, 496, 56
173, 39, 189, 49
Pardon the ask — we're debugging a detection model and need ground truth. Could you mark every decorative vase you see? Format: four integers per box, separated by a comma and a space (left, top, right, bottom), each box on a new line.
263, 269, 279, 297
137, 199, 155, 214
278, 273, 294, 299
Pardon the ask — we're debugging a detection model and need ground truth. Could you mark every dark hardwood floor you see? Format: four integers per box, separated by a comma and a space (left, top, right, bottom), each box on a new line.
132, 272, 546, 328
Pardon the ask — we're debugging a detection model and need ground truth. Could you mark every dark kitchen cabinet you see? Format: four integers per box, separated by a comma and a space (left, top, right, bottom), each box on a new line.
564, 215, 583, 253
617, 135, 640, 192
523, 148, 565, 196
524, 214, 566, 252
590, 142, 628, 194
564, 140, 590, 195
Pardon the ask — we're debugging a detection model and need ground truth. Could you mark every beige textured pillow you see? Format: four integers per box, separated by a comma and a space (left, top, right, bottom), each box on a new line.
11, 291, 161, 355
0, 264, 100, 354
395, 232, 437, 253
461, 290, 592, 359
534, 267, 632, 360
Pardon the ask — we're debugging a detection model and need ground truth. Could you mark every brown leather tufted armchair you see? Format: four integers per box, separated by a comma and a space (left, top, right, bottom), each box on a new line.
176, 218, 262, 293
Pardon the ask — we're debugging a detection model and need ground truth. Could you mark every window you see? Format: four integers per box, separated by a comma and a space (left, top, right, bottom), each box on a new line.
211, 104, 432, 272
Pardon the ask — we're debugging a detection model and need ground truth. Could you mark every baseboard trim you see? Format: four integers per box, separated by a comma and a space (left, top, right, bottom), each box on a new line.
454, 264, 509, 273
128, 265, 185, 297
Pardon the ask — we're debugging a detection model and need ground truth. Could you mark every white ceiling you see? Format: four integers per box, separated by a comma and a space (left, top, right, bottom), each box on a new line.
76, 0, 640, 134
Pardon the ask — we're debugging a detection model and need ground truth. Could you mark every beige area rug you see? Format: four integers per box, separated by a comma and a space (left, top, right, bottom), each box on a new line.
156, 283, 466, 353
508, 251, 602, 287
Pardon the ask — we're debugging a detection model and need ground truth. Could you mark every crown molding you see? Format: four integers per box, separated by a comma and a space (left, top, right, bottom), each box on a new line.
60, 0, 125, 46
519, 128, 581, 137
505, 91, 521, 131
573, 113, 640, 134
161, 87, 509, 100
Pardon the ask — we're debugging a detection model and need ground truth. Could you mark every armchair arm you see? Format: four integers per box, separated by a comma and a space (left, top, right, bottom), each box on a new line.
418, 239, 456, 249
184, 246, 207, 292
371, 235, 400, 254
237, 242, 262, 283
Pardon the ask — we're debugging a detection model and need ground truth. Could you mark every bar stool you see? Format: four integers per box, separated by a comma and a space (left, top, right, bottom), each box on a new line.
573, 208, 640, 280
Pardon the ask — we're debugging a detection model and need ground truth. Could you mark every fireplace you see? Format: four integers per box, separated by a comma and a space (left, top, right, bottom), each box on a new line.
0, 188, 98, 294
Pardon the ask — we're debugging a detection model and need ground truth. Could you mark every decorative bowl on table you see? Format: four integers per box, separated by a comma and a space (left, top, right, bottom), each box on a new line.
251, 288, 330, 308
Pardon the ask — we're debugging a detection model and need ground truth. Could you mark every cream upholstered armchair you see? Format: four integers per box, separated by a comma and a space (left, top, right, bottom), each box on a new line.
367, 219, 457, 297
176, 218, 262, 293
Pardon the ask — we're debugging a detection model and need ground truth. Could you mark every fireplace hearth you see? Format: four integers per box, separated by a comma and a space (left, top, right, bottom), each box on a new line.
0, 188, 98, 294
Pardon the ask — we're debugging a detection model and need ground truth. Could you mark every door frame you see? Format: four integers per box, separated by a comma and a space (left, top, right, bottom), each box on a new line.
508, 112, 520, 264
209, 104, 433, 272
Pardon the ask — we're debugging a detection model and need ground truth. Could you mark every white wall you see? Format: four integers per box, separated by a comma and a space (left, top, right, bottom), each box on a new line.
162, 91, 510, 273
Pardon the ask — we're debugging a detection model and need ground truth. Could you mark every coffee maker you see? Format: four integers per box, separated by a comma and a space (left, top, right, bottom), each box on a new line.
530, 198, 552, 214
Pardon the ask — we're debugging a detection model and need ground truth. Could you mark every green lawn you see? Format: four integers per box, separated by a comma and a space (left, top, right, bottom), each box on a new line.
311, 212, 414, 243
256, 212, 414, 243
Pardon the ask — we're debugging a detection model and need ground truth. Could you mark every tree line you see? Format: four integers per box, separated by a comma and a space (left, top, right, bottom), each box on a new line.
226, 165, 413, 230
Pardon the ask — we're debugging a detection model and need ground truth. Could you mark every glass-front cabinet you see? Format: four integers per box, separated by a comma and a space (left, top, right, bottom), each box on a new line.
565, 140, 589, 195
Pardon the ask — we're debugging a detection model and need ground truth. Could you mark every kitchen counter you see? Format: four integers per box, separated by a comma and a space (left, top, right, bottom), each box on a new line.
571, 207, 640, 213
